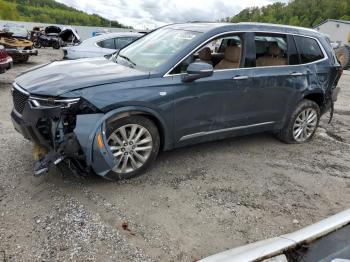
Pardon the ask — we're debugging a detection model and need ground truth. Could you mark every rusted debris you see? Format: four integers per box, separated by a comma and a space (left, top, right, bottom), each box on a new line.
121, 221, 135, 236
0, 31, 38, 62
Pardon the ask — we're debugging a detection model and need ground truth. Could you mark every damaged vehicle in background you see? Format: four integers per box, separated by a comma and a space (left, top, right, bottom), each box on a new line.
58, 26, 81, 47
62, 32, 143, 60
0, 45, 13, 73
11, 22, 342, 180
32, 26, 61, 49
0, 30, 38, 62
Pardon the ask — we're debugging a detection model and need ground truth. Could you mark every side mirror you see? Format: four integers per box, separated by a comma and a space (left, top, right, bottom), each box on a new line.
182, 62, 213, 82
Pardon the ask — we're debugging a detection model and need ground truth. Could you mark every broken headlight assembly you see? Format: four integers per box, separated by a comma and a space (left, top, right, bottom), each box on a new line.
28, 96, 100, 114
29, 96, 80, 109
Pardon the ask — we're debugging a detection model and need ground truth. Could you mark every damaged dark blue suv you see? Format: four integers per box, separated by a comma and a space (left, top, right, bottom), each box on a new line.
11, 22, 343, 179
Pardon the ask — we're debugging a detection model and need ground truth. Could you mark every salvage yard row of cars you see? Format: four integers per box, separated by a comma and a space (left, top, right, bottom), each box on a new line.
0, 24, 76, 72
0, 24, 143, 74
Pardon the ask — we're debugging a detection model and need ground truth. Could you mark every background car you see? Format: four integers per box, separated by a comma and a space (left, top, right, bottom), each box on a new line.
0, 45, 13, 73
62, 32, 143, 59
2, 25, 30, 40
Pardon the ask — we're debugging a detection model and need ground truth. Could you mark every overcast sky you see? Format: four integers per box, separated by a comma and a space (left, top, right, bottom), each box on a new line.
56, 0, 286, 30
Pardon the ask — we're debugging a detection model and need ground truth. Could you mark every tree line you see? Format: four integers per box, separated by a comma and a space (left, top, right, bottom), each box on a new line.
222, 0, 350, 28
0, 0, 132, 29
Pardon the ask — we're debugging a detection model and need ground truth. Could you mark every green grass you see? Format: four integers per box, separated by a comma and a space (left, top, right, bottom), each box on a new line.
0, 0, 131, 28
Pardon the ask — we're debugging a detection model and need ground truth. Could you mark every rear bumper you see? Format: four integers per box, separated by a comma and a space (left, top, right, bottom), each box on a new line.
6, 48, 38, 56
332, 86, 341, 102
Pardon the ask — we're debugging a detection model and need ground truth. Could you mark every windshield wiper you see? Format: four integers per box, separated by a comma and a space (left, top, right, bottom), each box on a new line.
118, 54, 136, 68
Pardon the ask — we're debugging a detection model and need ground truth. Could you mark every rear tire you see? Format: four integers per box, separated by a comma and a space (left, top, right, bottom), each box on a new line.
104, 115, 160, 180
277, 99, 320, 144
33, 41, 41, 49
335, 45, 350, 70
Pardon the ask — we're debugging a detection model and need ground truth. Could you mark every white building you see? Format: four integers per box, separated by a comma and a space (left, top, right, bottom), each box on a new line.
314, 19, 350, 45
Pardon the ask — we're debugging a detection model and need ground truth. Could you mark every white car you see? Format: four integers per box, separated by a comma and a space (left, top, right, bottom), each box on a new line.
62, 32, 143, 60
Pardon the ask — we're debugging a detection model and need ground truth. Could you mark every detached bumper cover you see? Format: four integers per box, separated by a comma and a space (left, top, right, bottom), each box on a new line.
74, 114, 117, 176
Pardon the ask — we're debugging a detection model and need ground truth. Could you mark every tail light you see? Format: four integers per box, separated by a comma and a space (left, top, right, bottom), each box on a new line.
0, 45, 8, 61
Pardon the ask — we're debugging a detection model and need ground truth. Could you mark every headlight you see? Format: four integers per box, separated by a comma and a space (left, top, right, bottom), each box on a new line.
29, 96, 80, 109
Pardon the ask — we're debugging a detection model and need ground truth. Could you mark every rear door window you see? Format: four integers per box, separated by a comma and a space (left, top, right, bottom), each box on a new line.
254, 34, 288, 67
97, 38, 116, 49
115, 37, 136, 49
294, 36, 324, 64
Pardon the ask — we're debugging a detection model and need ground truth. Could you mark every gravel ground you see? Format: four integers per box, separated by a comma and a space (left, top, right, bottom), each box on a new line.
0, 49, 350, 261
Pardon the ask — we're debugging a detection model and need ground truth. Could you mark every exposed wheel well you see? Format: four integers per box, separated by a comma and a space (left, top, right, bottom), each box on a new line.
106, 111, 165, 151
303, 93, 324, 108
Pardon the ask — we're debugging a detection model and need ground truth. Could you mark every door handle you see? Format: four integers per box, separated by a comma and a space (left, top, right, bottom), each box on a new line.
290, 72, 304, 76
232, 75, 249, 80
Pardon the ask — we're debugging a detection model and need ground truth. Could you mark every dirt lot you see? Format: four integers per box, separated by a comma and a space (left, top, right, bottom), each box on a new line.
1, 49, 350, 261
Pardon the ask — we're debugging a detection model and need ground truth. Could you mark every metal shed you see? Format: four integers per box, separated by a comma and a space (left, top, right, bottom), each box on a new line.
314, 19, 350, 45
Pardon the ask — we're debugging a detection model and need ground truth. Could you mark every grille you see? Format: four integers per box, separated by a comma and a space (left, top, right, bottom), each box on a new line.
12, 86, 29, 114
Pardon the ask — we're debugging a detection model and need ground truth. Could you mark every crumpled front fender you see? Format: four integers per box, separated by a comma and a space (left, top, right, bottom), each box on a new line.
73, 106, 168, 177
74, 113, 115, 177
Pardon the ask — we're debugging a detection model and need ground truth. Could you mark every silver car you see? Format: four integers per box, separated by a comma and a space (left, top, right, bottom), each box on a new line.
62, 32, 143, 60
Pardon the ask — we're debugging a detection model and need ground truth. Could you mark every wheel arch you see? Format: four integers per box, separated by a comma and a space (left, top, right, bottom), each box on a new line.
104, 107, 169, 151
302, 91, 326, 112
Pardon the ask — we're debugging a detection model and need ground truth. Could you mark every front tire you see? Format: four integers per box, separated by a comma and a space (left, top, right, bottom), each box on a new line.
105, 115, 160, 180
277, 99, 320, 144
52, 41, 60, 49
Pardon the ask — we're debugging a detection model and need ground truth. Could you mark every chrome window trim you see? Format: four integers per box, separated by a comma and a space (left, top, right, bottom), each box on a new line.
164, 30, 328, 78
179, 121, 275, 141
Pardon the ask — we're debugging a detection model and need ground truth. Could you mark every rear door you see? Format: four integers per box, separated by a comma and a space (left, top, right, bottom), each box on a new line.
248, 32, 309, 125
293, 35, 330, 99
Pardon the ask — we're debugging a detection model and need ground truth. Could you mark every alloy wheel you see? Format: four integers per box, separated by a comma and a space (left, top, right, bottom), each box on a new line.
293, 108, 318, 142
107, 124, 153, 174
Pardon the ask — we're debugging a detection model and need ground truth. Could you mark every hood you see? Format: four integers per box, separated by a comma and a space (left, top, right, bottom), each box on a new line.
15, 58, 150, 96
59, 27, 81, 43
45, 26, 61, 35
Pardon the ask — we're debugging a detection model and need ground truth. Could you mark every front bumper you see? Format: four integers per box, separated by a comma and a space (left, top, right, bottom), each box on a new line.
11, 107, 56, 148
10, 85, 116, 177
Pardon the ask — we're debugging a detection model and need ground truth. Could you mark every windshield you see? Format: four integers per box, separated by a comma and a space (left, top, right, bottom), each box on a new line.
115, 28, 202, 71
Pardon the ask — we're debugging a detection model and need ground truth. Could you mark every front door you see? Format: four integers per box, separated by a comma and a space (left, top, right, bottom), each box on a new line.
169, 67, 256, 144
